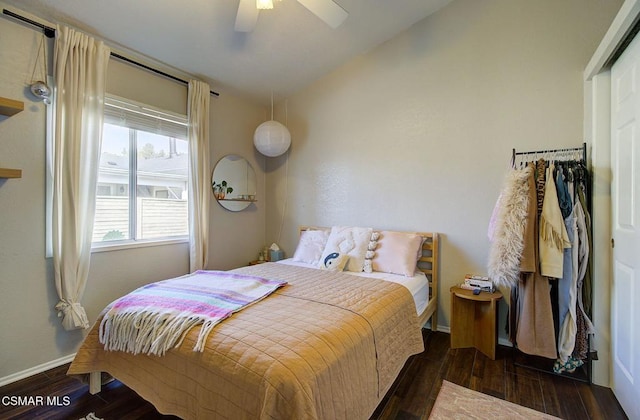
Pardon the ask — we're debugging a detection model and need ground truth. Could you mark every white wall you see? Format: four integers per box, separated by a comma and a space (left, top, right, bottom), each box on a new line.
0, 15, 266, 381
265, 0, 621, 384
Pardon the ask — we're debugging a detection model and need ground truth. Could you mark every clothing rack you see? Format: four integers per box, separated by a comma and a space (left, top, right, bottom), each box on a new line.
511, 143, 587, 168
509, 141, 593, 384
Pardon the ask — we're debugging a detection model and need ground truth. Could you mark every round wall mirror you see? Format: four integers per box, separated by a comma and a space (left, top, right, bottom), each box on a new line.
212, 154, 257, 211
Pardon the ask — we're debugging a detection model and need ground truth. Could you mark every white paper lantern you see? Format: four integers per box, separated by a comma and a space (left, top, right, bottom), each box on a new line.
253, 120, 291, 157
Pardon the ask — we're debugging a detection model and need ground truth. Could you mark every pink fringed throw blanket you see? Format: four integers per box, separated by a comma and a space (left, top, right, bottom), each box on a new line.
99, 270, 287, 356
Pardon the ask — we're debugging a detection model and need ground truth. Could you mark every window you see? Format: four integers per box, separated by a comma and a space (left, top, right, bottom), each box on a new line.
93, 95, 189, 246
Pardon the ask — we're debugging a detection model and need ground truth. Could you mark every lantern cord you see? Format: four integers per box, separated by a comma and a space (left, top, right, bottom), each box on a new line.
276, 98, 290, 245
29, 35, 47, 84
277, 147, 290, 245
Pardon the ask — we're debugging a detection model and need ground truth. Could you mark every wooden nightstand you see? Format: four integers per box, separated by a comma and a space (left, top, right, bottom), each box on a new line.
248, 260, 266, 266
450, 285, 503, 360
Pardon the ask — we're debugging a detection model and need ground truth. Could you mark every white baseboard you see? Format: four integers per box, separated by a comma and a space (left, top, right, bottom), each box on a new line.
436, 324, 450, 334
498, 337, 513, 347
0, 353, 76, 387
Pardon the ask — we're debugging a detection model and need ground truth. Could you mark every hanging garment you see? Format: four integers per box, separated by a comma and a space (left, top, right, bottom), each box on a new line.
519, 163, 537, 274
558, 176, 575, 335
573, 198, 595, 360
574, 195, 589, 289
515, 163, 557, 359
573, 309, 589, 361
539, 164, 572, 278
557, 197, 581, 363
573, 302, 595, 360
509, 284, 519, 344
488, 165, 532, 288
558, 205, 574, 342
556, 164, 572, 219
577, 183, 593, 317
516, 272, 558, 359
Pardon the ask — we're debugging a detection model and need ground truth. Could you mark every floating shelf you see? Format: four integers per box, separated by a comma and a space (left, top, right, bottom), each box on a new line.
219, 198, 257, 202
0, 97, 24, 116
0, 168, 22, 178
0, 97, 25, 179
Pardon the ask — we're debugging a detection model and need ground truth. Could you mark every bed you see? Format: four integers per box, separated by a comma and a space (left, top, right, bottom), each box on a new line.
68, 227, 439, 419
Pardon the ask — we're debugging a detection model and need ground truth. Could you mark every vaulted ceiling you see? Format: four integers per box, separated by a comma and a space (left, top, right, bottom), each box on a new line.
1, 0, 452, 104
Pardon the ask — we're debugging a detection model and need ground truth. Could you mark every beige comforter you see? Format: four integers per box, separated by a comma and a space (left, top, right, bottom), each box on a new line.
68, 263, 424, 419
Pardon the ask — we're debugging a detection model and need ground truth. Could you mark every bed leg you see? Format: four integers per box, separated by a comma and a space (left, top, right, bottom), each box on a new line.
89, 371, 102, 394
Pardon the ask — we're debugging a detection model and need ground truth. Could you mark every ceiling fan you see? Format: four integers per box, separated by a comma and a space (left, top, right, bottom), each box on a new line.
235, 0, 348, 32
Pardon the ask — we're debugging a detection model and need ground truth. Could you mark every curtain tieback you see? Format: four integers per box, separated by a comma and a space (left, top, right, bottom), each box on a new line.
55, 299, 90, 330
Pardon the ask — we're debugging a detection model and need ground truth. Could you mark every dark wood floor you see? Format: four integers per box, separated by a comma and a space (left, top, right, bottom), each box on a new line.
0, 330, 628, 420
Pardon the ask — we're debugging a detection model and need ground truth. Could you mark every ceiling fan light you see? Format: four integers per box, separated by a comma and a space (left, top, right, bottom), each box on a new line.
257, 0, 273, 10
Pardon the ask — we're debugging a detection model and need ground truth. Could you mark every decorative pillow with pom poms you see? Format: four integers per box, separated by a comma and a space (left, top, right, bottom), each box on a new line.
363, 233, 379, 273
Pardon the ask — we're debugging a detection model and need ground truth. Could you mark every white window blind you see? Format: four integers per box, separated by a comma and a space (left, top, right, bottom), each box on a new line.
104, 95, 188, 140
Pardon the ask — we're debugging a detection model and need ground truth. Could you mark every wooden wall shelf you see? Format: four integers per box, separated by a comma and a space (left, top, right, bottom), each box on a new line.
219, 198, 257, 203
0, 97, 24, 116
0, 168, 22, 178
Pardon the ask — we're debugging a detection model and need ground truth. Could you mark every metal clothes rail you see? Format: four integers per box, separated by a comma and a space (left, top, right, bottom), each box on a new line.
511, 143, 586, 168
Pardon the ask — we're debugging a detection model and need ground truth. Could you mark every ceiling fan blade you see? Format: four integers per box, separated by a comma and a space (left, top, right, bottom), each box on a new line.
235, 0, 259, 32
297, 0, 348, 29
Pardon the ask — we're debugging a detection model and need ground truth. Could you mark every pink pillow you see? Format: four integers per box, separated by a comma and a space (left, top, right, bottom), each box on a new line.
372, 231, 424, 276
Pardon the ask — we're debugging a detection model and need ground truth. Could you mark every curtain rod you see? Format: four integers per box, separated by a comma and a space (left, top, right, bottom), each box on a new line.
2, 8, 220, 97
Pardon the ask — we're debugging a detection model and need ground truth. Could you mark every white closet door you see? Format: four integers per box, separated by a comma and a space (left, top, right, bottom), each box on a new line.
611, 28, 640, 420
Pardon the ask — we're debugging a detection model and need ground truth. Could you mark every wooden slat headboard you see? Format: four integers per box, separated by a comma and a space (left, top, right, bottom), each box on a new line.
416, 232, 439, 329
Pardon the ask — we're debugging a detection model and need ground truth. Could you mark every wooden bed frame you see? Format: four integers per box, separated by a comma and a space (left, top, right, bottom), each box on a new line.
299, 226, 439, 330
87, 227, 439, 396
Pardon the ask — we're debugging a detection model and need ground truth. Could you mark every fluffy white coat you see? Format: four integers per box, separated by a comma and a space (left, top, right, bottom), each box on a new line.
487, 166, 532, 288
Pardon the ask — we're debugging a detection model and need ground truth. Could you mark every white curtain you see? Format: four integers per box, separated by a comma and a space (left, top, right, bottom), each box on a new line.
52, 25, 110, 330
188, 80, 211, 272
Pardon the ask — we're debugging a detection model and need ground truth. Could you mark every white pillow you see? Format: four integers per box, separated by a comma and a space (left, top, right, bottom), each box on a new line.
319, 226, 373, 272
292, 229, 330, 265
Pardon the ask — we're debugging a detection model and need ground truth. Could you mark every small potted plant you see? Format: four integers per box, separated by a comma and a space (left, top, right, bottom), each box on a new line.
213, 180, 233, 199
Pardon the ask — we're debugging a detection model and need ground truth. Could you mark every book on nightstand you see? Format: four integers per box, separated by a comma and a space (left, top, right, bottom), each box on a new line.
462, 274, 495, 292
